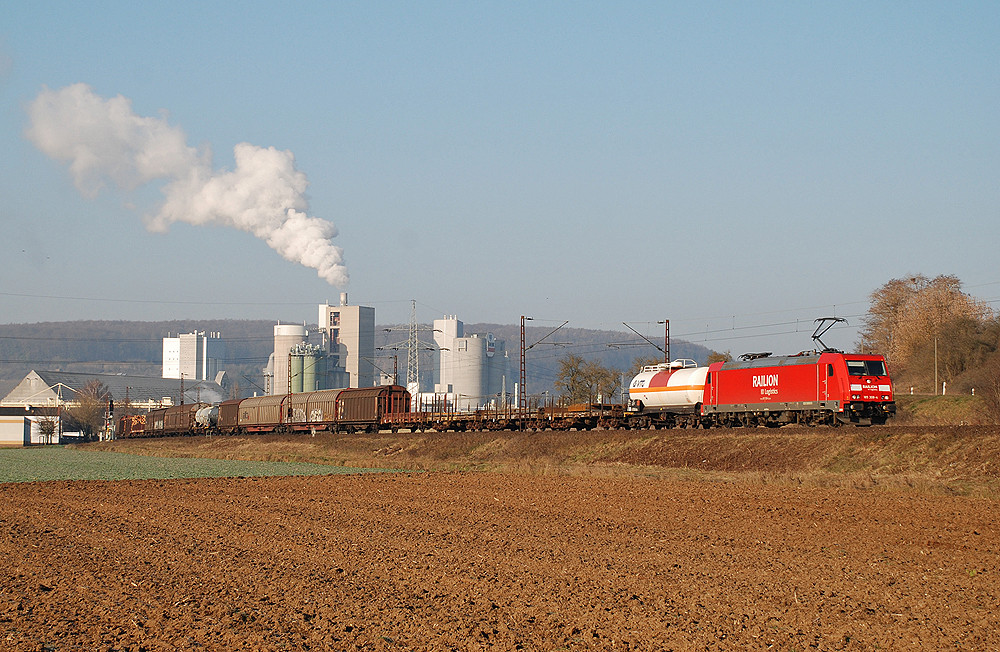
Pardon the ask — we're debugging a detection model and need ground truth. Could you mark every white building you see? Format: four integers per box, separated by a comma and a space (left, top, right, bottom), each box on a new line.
0, 407, 62, 446
433, 316, 509, 411
318, 294, 375, 388
162, 331, 226, 381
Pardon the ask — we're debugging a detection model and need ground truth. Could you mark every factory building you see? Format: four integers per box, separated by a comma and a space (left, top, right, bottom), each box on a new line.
162, 331, 226, 381
433, 316, 509, 411
263, 318, 360, 395
318, 294, 375, 388
287, 342, 336, 393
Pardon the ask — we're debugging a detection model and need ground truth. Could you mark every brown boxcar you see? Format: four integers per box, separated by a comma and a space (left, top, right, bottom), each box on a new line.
163, 403, 210, 435
237, 394, 285, 432
162, 402, 209, 435
218, 399, 242, 432
116, 414, 147, 438
336, 386, 410, 430
143, 408, 166, 436
289, 389, 343, 427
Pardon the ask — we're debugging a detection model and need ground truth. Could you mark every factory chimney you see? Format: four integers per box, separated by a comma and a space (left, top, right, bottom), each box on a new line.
340, 292, 348, 306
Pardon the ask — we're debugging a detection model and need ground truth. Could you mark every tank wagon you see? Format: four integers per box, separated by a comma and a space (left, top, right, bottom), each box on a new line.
627, 359, 709, 428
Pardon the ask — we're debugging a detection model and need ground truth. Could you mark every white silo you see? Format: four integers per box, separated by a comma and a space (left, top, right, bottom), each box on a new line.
433, 316, 509, 411
272, 323, 308, 395
453, 335, 488, 411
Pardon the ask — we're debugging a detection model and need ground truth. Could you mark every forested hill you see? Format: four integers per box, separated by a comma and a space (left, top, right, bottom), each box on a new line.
0, 320, 277, 398
0, 320, 712, 399
457, 322, 712, 389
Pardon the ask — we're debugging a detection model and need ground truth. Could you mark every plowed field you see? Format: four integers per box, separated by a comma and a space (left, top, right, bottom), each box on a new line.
2, 469, 997, 650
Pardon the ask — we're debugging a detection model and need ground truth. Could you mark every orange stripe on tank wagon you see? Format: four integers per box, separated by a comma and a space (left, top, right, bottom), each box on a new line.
629, 385, 704, 394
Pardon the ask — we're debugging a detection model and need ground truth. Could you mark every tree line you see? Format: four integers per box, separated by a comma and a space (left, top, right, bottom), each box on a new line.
858, 274, 1000, 419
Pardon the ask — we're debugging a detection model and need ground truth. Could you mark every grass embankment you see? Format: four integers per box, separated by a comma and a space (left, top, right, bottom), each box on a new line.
81, 425, 1000, 498
895, 393, 988, 425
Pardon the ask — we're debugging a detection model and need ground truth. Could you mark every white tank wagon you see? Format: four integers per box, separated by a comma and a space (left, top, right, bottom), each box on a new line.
627, 359, 708, 421
194, 404, 218, 429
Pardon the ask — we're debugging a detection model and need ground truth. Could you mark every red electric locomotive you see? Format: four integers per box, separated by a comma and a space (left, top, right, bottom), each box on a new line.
703, 351, 895, 426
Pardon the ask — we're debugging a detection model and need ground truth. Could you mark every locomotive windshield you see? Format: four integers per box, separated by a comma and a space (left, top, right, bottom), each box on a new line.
846, 359, 887, 376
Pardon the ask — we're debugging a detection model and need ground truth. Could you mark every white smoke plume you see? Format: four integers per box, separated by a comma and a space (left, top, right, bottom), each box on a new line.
25, 83, 349, 287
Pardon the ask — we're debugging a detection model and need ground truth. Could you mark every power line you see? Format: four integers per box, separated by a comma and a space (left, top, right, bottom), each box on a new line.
0, 334, 274, 343
0, 291, 318, 306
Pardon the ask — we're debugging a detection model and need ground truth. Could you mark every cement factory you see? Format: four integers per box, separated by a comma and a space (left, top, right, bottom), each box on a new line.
180, 293, 513, 410
0, 293, 513, 445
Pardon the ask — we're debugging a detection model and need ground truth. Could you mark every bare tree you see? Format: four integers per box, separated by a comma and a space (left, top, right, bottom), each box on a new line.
906, 316, 1000, 388
859, 274, 993, 363
68, 380, 112, 441
859, 275, 927, 360
36, 414, 59, 444
555, 355, 621, 404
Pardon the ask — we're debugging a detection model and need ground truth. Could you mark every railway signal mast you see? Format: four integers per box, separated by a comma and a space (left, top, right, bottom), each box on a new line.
622, 319, 671, 363
519, 317, 568, 411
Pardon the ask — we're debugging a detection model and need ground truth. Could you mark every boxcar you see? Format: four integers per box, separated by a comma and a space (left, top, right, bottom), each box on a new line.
116, 413, 147, 438
217, 399, 242, 433
335, 386, 410, 431
144, 408, 167, 436
162, 402, 211, 435
289, 388, 342, 428
237, 394, 286, 432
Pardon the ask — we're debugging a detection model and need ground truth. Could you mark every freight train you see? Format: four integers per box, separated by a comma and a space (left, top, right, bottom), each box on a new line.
116, 347, 894, 437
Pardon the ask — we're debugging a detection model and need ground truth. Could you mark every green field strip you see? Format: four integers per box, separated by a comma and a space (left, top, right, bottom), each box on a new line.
0, 447, 394, 484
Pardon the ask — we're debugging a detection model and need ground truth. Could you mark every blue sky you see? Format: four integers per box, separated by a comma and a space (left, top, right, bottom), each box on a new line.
2, 1, 998, 355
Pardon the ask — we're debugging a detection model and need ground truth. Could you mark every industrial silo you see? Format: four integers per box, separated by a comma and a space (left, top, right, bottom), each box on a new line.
273, 324, 308, 395
453, 335, 487, 411
290, 351, 304, 393
302, 348, 316, 392
314, 352, 329, 390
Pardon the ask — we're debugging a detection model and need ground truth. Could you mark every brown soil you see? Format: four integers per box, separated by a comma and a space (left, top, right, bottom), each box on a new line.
2, 469, 998, 650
